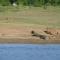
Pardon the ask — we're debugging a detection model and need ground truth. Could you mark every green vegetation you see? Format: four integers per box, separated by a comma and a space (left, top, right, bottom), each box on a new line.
0, 6, 60, 28
0, 0, 60, 28
0, 0, 60, 7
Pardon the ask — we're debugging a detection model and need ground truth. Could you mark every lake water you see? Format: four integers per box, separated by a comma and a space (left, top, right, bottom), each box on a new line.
0, 44, 60, 60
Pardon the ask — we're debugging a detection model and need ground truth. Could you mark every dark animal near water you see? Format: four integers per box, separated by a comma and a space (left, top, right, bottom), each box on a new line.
31, 30, 47, 40
44, 30, 59, 36
44, 31, 53, 35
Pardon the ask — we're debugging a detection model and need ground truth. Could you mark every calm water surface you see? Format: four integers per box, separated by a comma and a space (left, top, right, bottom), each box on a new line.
0, 44, 60, 60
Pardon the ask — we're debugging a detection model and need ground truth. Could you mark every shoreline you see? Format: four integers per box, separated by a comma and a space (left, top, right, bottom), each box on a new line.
0, 37, 60, 44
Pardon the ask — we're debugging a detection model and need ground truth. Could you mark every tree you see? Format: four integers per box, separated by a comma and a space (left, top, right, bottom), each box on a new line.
43, 0, 48, 9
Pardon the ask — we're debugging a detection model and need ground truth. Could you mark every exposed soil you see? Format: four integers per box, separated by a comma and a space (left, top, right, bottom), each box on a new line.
0, 26, 60, 44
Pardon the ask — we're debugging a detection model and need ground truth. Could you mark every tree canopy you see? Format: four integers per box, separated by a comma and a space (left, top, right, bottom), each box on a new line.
0, 0, 60, 6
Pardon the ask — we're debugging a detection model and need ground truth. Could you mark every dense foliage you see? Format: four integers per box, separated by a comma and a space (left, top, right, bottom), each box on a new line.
0, 0, 60, 6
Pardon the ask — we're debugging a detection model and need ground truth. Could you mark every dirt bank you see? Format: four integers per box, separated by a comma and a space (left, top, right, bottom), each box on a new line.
0, 26, 60, 44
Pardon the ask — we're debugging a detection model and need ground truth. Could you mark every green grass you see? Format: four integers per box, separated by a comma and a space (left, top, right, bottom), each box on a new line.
0, 6, 60, 28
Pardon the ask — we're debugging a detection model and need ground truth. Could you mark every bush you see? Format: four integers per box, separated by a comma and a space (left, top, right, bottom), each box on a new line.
0, 0, 60, 6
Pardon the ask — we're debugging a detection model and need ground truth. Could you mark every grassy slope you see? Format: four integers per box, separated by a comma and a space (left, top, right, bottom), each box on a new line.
0, 6, 60, 28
